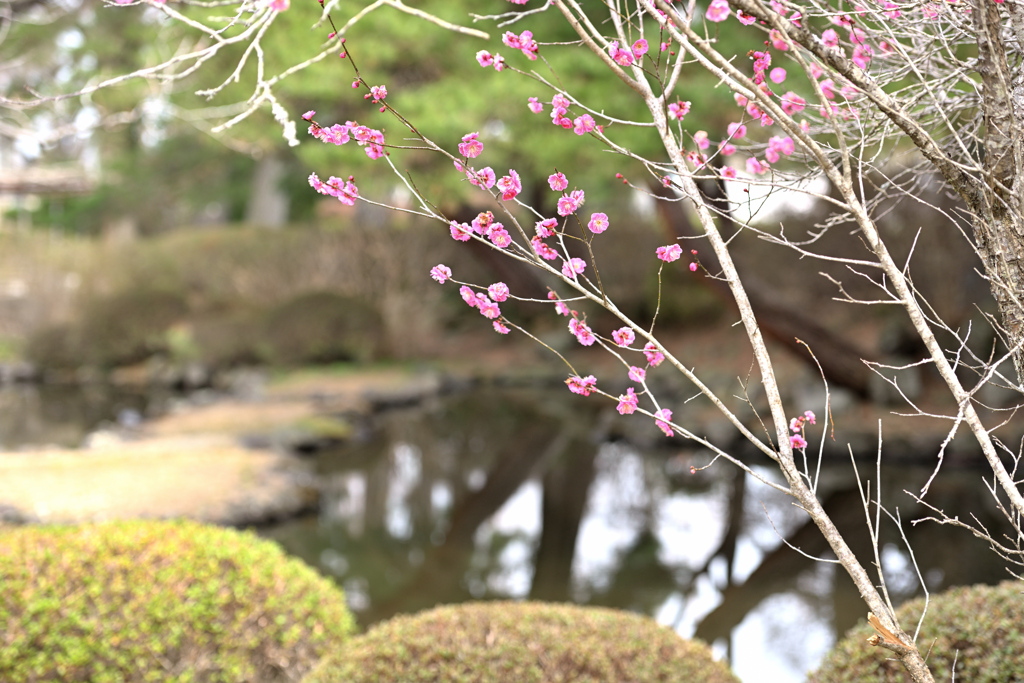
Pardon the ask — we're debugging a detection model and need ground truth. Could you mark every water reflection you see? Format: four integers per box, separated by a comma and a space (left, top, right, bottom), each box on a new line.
0, 382, 157, 448
260, 386, 1014, 682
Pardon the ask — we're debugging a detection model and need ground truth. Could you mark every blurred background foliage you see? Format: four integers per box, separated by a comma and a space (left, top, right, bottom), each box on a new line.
5, 0, 760, 234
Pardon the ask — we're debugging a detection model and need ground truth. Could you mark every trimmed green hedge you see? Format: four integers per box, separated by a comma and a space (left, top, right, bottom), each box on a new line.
0, 520, 355, 683
304, 601, 738, 683
811, 580, 1024, 683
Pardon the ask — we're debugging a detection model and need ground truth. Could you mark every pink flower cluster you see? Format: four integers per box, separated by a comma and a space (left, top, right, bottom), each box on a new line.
668, 100, 691, 120
532, 218, 560, 260
308, 173, 359, 206
308, 118, 386, 160
566, 374, 597, 396
569, 316, 596, 346
606, 39, 646, 66
556, 189, 586, 216
496, 169, 522, 201
454, 161, 496, 189
655, 409, 674, 437
476, 51, 506, 71
789, 410, 816, 450
460, 284, 505, 324
502, 30, 539, 60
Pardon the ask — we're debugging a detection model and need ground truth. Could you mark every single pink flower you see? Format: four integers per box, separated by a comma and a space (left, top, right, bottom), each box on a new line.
587, 212, 609, 234
790, 434, 808, 449
770, 67, 787, 84
548, 172, 568, 191
489, 227, 512, 248
737, 10, 756, 24
528, 97, 544, 114
631, 39, 649, 58
450, 221, 472, 242
706, 0, 730, 22
617, 387, 639, 415
643, 342, 665, 367
573, 114, 596, 135
562, 257, 587, 278
478, 298, 501, 319
487, 282, 509, 302
301, 110, 316, 121
628, 366, 646, 383
476, 51, 494, 67
657, 244, 683, 262
430, 265, 452, 283
493, 321, 510, 334
612, 327, 635, 347
460, 286, 478, 307
804, 410, 816, 424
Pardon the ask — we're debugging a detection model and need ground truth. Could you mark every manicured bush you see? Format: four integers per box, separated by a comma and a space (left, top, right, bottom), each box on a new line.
304, 601, 738, 683
0, 519, 356, 683
810, 580, 1024, 683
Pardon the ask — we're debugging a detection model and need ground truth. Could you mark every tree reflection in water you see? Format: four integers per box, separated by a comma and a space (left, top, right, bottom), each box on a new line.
261, 386, 1014, 683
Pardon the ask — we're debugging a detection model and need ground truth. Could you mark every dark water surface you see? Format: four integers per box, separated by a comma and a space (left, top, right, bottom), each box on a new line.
258, 386, 1014, 683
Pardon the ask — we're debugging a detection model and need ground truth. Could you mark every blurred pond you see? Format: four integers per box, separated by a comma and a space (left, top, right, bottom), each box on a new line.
258, 386, 1015, 683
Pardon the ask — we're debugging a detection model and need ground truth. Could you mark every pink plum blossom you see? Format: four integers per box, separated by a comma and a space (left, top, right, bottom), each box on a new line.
458, 132, 483, 158
746, 157, 768, 175
528, 97, 544, 113
496, 169, 522, 201
668, 100, 691, 120
566, 375, 597, 396
562, 257, 587, 278
737, 10, 757, 24
632, 39, 649, 58
548, 172, 568, 191
617, 387, 639, 415
654, 409, 674, 437
628, 366, 646, 383
612, 327, 635, 347
478, 297, 501, 319
573, 114, 596, 135
489, 227, 512, 248
770, 67, 787, 84
488, 282, 509, 302
657, 244, 683, 262
790, 434, 808, 449
532, 236, 558, 260
643, 342, 665, 367
587, 212, 609, 234
430, 265, 452, 283
706, 0, 731, 22
460, 286, 477, 307
450, 221, 472, 242
535, 218, 558, 237
493, 321, 510, 334
569, 318, 596, 346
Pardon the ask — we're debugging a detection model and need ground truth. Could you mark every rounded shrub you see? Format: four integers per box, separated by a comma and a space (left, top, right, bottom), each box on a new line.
304, 601, 738, 683
811, 580, 1024, 683
0, 519, 355, 683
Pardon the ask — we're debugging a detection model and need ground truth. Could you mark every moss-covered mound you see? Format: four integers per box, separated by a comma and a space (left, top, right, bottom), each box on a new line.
305, 601, 738, 683
811, 580, 1024, 683
0, 520, 355, 683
